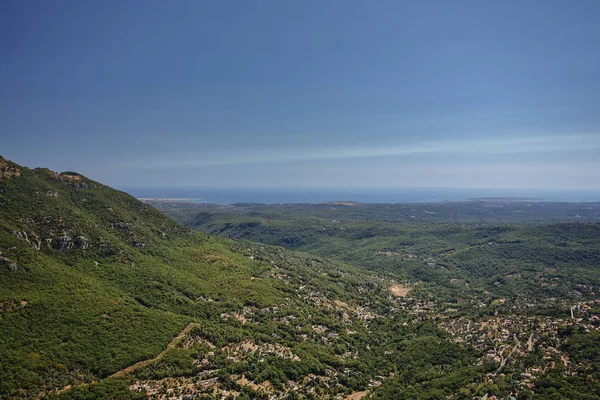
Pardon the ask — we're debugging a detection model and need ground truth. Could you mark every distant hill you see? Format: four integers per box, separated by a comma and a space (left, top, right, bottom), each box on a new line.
467, 197, 544, 202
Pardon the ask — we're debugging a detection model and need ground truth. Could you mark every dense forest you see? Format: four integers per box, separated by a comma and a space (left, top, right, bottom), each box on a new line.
155, 201, 600, 305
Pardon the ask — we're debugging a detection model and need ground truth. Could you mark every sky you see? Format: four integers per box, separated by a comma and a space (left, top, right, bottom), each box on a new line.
1, 0, 600, 191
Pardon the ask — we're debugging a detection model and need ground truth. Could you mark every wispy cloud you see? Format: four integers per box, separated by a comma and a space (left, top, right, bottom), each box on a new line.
128, 134, 599, 169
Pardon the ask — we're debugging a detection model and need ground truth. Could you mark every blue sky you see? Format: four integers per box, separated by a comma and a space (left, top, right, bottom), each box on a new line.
1, 0, 599, 190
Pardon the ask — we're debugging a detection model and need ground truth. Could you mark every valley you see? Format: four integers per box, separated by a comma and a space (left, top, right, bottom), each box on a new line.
1, 158, 599, 399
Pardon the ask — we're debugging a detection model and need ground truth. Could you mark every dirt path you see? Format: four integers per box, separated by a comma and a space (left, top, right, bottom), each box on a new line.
109, 322, 200, 378
47, 323, 200, 397
527, 332, 535, 352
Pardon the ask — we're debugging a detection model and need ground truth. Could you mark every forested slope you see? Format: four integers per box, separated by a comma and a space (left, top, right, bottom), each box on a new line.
0, 158, 481, 399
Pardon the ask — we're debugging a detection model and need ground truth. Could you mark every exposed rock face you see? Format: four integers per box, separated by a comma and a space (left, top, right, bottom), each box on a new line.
0, 157, 22, 179
32, 235, 42, 251
53, 236, 74, 251
75, 236, 89, 250
50, 236, 90, 250
0, 256, 19, 272
72, 182, 89, 189
13, 231, 28, 241
115, 222, 129, 230
48, 171, 82, 183
12, 231, 42, 251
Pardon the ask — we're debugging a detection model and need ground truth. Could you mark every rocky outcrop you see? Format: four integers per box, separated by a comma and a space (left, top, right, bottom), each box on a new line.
47, 171, 72, 182
46, 190, 59, 197
0, 157, 21, 179
12, 231, 42, 251
53, 236, 74, 251
75, 236, 89, 250
49, 170, 77, 179
32, 235, 42, 251
132, 241, 145, 248
51, 236, 90, 250
72, 182, 89, 189
0, 256, 19, 272
45, 170, 93, 189
114, 222, 130, 230
12, 231, 28, 241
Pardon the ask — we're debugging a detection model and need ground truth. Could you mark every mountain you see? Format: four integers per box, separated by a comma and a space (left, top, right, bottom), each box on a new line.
0, 157, 476, 400
0, 157, 284, 397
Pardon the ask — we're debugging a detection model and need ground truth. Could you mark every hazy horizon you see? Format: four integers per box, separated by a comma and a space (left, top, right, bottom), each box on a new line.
124, 186, 600, 204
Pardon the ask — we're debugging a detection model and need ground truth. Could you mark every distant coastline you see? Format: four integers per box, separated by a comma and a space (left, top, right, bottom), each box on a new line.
467, 197, 545, 202
127, 187, 600, 204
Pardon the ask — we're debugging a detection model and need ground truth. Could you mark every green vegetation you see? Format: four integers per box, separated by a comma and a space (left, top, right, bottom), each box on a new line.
153, 200, 600, 398
2, 159, 600, 399
0, 163, 288, 397
0, 161, 478, 399
165, 202, 600, 303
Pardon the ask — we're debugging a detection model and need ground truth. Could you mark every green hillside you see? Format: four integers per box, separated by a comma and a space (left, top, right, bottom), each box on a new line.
0, 159, 480, 400
0, 157, 284, 397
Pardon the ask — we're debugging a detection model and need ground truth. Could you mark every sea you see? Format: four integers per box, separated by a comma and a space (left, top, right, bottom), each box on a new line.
121, 187, 600, 204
